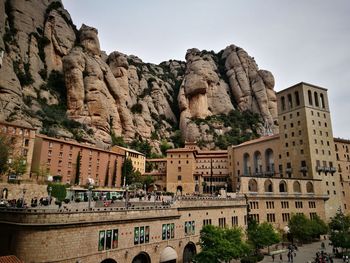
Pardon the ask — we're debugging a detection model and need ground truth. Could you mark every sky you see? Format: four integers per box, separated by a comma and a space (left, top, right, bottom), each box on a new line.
62, 0, 350, 138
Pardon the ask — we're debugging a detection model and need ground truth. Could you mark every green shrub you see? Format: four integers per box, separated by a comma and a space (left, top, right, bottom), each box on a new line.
47, 183, 67, 201
63, 198, 70, 204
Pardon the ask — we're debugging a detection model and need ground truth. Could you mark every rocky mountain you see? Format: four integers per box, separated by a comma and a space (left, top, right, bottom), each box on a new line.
0, 0, 278, 154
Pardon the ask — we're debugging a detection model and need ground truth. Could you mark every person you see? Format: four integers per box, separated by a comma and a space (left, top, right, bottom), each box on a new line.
280, 253, 283, 262
272, 254, 275, 262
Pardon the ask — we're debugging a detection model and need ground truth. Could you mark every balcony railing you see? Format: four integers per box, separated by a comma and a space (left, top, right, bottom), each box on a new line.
285, 168, 293, 173
330, 167, 337, 173
264, 171, 275, 177
300, 166, 308, 172
316, 166, 325, 172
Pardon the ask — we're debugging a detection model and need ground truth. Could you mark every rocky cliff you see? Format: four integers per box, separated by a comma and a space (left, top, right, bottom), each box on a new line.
0, 0, 278, 153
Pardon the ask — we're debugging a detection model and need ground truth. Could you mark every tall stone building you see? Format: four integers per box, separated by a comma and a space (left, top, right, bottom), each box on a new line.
277, 82, 340, 218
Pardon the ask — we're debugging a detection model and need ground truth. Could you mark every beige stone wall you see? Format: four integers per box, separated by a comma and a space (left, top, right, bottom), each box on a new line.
334, 138, 350, 214
277, 83, 340, 219
0, 197, 246, 263
0, 182, 48, 202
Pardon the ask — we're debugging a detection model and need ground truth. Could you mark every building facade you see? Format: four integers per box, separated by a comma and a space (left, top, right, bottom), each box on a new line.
31, 135, 125, 187
334, 138, 350, 212
113, 146, 146, 175
0, 121, 36, 180
0, 197, 247, 263
165, 143, 229, 194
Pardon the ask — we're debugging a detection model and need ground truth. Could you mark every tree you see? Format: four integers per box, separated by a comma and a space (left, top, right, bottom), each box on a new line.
289, 214, 313, 242
310, 214, 328, 238
141, 175, 155, 190
329, 210, 350, 251
195, 225, 250, 263
8, 155, 27, 176
0, 134, 10, 174
247, 220, 280, 253
47, 183, 67, 201
122, 158, 135, 186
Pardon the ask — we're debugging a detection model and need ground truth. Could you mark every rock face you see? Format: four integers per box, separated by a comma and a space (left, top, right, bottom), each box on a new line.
0, 0, 278, 151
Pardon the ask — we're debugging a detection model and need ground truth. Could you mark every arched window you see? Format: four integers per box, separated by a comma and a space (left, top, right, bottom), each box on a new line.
281, 96, 286, 111
314, 92, 319, 107
308, 90, 313, 105
253, 151, 262, 175
243, 153, 250, 176
248, 179, 258, 192
265, 149, 274, 174
293, 181, 301, 193
279, 180, 287, 192
264, 180, 273, 192
320, 93, 325, 108
287, 94, 293, 109
294, 91, 300, 106
306, 182, 314, 193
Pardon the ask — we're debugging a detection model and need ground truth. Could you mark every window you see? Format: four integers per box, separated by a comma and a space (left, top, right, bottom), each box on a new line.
287, 94, 293, 109
232, 216, 238, 226
267, 213, 276, 223
177, 175, 182, 181
184, 221, 195, 235
219, 217, 226, 228
281, 96, 286, 111
203, 219, 212, 226
295, 201, 303, 208
98, 229, 118, 251
308, 90, 313, 105
314, 92, 319, 107
162, 223, 175, 240
178, 166, 181, 172
282, 213, 290, 222
281, 201, 289, 209
135, 226, 150, 244
295, 91, 300, 106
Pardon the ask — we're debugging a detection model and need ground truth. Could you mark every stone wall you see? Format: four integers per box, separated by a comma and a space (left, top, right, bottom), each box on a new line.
0, 182, 48, 202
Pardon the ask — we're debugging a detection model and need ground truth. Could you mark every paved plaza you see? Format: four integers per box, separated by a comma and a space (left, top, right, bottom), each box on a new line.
261, 240, 342, 263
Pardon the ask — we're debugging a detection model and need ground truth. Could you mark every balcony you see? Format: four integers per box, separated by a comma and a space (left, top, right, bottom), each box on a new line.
264, 171, 275, 177
254, 172, 264, 177
285, 168, 293, 173
324, 167, 331, 172
300, 166, 308, 172
330, 167, 337, 173
316, 166, 325, 172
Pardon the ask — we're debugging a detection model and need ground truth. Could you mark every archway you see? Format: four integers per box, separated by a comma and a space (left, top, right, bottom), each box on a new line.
293, 181, 301, 193
177, 186, 183, 195
253, 151, 262, 175
265, 149, 274, 174
101, 259, 117, 263
1, 188, 8, 199
279, 180, 287, 192
248, 179, 258, 192
132, 252, 151, 263
183, 242, 196, 263
264, 180, 273, 192
243, 153, 250, 175
160, 246, 178, 263
306, 182, 314, 193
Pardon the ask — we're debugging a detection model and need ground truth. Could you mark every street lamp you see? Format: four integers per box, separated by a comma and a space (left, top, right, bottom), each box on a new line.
88, 184, 93, 210
22, 188, 27, 208
48, 186, 52, 205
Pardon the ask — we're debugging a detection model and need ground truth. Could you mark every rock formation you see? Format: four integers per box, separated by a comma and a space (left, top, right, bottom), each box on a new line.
0, 0, 278, 152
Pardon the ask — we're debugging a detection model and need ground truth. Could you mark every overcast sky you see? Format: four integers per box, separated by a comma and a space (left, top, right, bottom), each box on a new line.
62, 0, 350, 138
